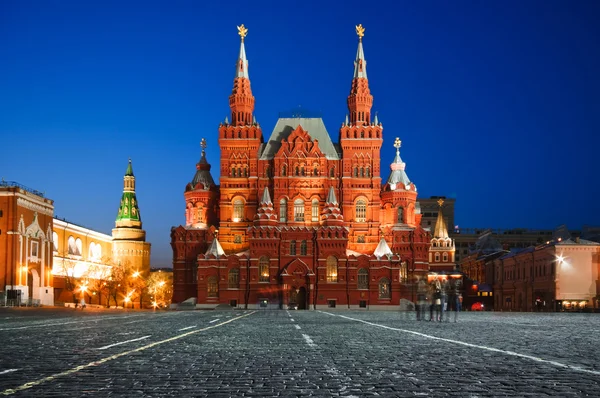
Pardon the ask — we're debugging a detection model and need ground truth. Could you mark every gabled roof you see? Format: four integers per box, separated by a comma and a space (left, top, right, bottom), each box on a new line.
259, 118, 340, 160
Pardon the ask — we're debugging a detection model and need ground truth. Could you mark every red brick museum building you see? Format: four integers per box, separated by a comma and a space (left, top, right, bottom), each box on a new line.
171, 25, 435, 309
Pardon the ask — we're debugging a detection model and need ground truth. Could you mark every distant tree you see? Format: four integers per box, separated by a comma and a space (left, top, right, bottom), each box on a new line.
147, 272, 171, 308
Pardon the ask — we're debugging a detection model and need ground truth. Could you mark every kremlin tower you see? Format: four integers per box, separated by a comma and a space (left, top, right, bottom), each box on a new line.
112, 159, 151, 273
171, 24, 431, 309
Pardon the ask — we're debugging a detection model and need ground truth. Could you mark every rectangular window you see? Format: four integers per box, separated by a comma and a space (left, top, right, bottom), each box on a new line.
357, 235, 365, 243
328, 300, 336, 308
311, 202, 319, 222
31, 241, 39, 258
290, 241, 296, 255
234, 235, 242, 244
359, 300, 367, 308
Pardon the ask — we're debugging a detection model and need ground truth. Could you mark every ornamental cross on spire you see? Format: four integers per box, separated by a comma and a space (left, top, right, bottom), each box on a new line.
237, 24, 248, 41
437, 198, 445, 207
356, 24, 365, 40
200, 138, 207, 155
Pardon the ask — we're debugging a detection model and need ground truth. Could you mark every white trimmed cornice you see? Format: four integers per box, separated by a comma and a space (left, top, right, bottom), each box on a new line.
12, 196, 54, 216
53, 219, 112, 242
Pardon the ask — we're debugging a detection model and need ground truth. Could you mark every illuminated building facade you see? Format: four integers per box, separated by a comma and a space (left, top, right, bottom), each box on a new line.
171, 25, 431, 309
0, 181, 55, 306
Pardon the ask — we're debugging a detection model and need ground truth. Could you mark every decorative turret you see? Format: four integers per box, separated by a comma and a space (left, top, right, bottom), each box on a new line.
321, 186, 344, 225
429, 198, 455, 272
184, 139, 219, 228
347, 24, 373, 126
387, 137, 415, 192
254, 187, 277, 225
188, 139, 216, 191
205, 236, 225, 258
229, 24, 255, 126
115, 159, 142, 229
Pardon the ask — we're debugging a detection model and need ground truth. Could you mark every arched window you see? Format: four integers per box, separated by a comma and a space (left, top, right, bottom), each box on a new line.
366, 166, 370, 177
259, 256, 269, 282
300, 166, 305, 176
228, 268, 240, 288
353, 167, 358, 177
295, 166, 299, 176
243, 167, 247, 177
360, 167, 365, 177
397, 207, 403, 223
360, 131, 364, 138
300, 240, 307, 255
294, 199, 304, 221
282, 164, 287, 176
435, 253, 440, 262
88, 242, 96, 259
207, 276, 218, 297
358, 268, 368, 289
311, 199, 319, 222
75, 238, 82, 256
232, 167, 237, 177
443, 253, 448, 262
313, 165, 318, 176
329, 167, 335, 178
53, 232, 58, 252
233, 199, 244, 221
327, 256, 338, 283
279, 199, 287, 222
290, 240, 296, 255
356, 200, 367, 222
379, 278, 391, 299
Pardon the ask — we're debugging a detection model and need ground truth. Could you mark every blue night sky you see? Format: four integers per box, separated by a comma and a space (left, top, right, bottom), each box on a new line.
1, 1, 599, 266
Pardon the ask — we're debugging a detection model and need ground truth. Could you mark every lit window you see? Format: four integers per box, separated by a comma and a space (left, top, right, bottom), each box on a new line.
280, 199, 287, 222
358, 268, 368, 289
311, 199, 319, 222
68, 236, 76, 255
356, 200, 366, 222
443, 253, 448, 262
207, 276, 218, 297
233, 199, 244, 221
327, 256, 338, 282
75, 238, 82, 256
234, 235, 242, 244
379, 278, 391, 299
259, 256, 269, 282
294, 199, 304, 221
53, 232, 58, 252
357, 235, 365, 243
228, 268, 239, 288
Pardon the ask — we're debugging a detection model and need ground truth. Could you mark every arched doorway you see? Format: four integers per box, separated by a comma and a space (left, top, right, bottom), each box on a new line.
297, 287, 307, 310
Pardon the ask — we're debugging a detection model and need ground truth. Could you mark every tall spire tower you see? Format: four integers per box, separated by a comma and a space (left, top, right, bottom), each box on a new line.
218, 25, 264, 253
347, 24, 373, 126
112, 159, 151, 273
429, 199, 455, 272
340, 25, 383, 252
229, 24, 255, 126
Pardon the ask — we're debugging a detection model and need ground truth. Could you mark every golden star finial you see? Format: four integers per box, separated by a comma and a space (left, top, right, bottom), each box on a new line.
394, 137, 402, 149
200, 138, 207, 151
356, 24, 365, 40
237, 24, 248, 41
437, 198, 445, 207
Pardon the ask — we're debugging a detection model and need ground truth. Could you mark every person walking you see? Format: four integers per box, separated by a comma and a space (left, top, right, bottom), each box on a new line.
80, 297, 86, 310
432, 277, 442, 321
447, 277, 460, 322
440, 277, 448, 322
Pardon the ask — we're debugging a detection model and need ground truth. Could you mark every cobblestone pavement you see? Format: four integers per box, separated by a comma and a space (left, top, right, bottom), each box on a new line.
0, 307, 599, 397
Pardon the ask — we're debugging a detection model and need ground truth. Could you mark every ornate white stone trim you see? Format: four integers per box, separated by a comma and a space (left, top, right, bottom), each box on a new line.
17, 197, 53, 217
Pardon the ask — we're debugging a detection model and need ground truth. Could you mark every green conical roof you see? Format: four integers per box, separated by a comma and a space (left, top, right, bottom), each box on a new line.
116, 191, 141, 222
125, 158, 134, 176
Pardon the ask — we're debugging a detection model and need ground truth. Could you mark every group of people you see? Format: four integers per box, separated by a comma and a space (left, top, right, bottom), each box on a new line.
416, 276, 462, 322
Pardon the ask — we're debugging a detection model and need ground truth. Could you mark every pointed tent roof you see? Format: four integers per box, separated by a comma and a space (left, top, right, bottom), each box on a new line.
374, 237, 393, 259
326, 186, 338, 205
125, 158, 134, 176
235, 25, 249, 79
433, 200, 449, 239
206, 238, 225, 257
387, 137, 411, 188
260, 187, 272, 205
353, 30, 367, 79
